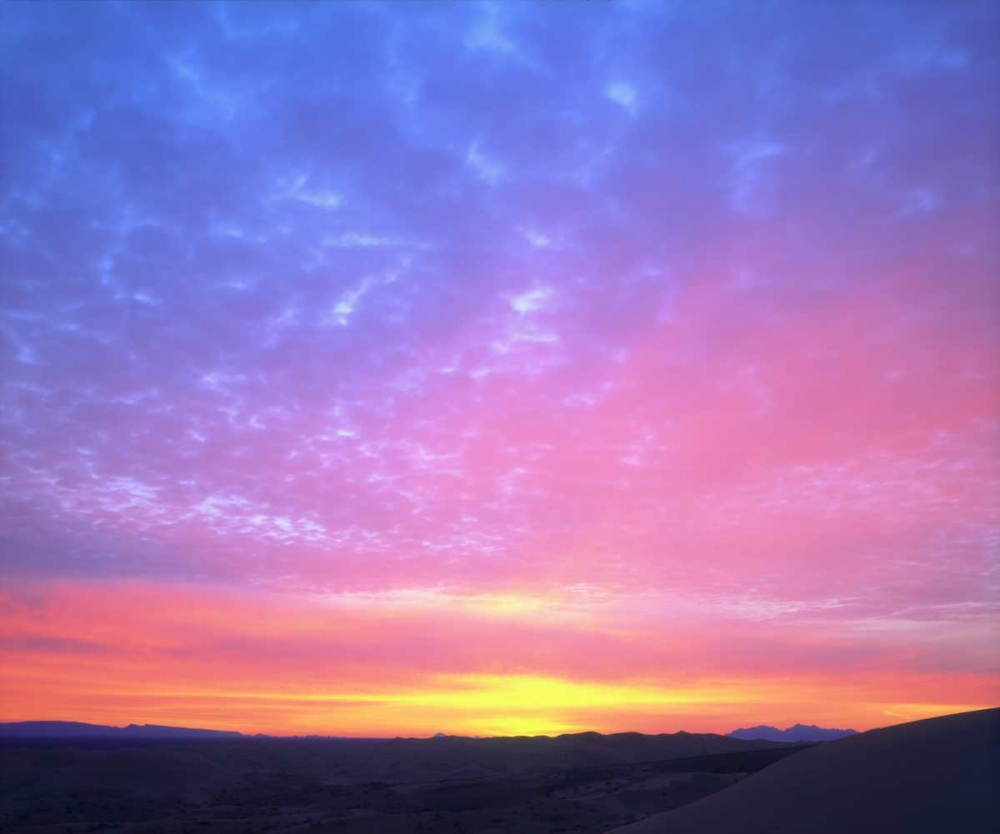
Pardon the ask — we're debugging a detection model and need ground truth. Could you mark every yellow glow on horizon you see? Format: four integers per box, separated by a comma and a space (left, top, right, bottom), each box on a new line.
394, 674, 716, 711
472, 595, 545, 616
4, 582, 996, 738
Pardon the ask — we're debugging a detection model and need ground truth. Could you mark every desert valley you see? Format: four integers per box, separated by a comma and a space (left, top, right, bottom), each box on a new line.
2, 709, 997, 834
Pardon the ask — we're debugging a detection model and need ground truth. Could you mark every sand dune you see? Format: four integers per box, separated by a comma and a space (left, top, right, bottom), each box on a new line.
609, 708, 1000, 834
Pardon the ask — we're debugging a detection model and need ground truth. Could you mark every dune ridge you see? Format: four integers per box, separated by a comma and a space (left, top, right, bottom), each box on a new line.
609, 707, 1000, 834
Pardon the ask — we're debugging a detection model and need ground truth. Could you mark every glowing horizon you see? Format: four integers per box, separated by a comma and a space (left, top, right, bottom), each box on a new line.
3, 578, 997, 736
1, 1, 998, 738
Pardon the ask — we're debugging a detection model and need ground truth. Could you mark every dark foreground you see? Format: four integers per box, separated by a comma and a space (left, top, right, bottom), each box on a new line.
0, 732, 805, 833
610, 708, 1000, 834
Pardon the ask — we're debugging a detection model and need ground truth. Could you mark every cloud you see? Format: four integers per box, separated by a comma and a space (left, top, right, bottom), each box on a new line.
325, 277, 376, 327
466, 141, 506, 185
604, 81, 638, 115
278, 174, 343, 210
509, 286, 553, 314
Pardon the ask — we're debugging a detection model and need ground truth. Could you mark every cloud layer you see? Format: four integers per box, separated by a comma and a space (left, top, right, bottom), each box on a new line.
1, 0, 998, 734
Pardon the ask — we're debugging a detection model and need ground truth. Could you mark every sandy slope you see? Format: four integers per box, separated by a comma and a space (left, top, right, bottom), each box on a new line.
608, 708, 999, 834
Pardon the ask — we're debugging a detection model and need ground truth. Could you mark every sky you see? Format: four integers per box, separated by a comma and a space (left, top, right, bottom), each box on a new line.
1, 0, 998, 738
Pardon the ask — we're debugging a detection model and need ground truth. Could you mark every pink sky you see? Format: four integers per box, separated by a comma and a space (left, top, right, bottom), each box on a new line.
1, 1, 997, 735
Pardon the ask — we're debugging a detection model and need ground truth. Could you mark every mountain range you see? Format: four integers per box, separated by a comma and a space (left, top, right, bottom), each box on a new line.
0, 720, 859, 742
727, 723, 858, 742
0, 721, 245, 740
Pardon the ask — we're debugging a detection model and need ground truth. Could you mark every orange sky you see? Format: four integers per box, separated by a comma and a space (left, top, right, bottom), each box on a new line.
2, 581, 995, 736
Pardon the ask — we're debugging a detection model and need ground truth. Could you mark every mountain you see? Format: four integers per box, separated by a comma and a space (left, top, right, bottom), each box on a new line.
120, 723, 245, 739
0, 721, 245, 740
610, 707, 1000, 834
0, 730, 803, 831
728, 723, 857, 742
0, 722, 792, 752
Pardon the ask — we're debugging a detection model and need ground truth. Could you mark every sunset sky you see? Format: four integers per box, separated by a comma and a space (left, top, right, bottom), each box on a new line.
1, 0, 998, 737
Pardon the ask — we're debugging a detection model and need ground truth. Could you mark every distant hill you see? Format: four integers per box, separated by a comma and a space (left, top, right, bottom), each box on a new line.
0, 730, 803, 832
0, 722, 794, 752
414, 729, 790, 769
0, 721, 245, 740
611, 708, 1000, 834
0, 720, 805, 754
728, 723, 857, 742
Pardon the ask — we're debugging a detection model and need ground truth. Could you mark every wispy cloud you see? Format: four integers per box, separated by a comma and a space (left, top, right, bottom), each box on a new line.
0, 0, 996, 734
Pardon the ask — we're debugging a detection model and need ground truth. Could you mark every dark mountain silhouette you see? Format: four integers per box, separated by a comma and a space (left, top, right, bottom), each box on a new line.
611, 708, 1000, 834
1, 721, 797, 749
728, 722, 857, 742
0, 721, 244, 740
0, 725, 797, 830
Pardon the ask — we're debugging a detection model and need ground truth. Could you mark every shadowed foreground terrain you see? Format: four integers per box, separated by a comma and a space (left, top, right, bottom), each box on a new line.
610, 708, 1000, 834
0, 731, 800, 833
